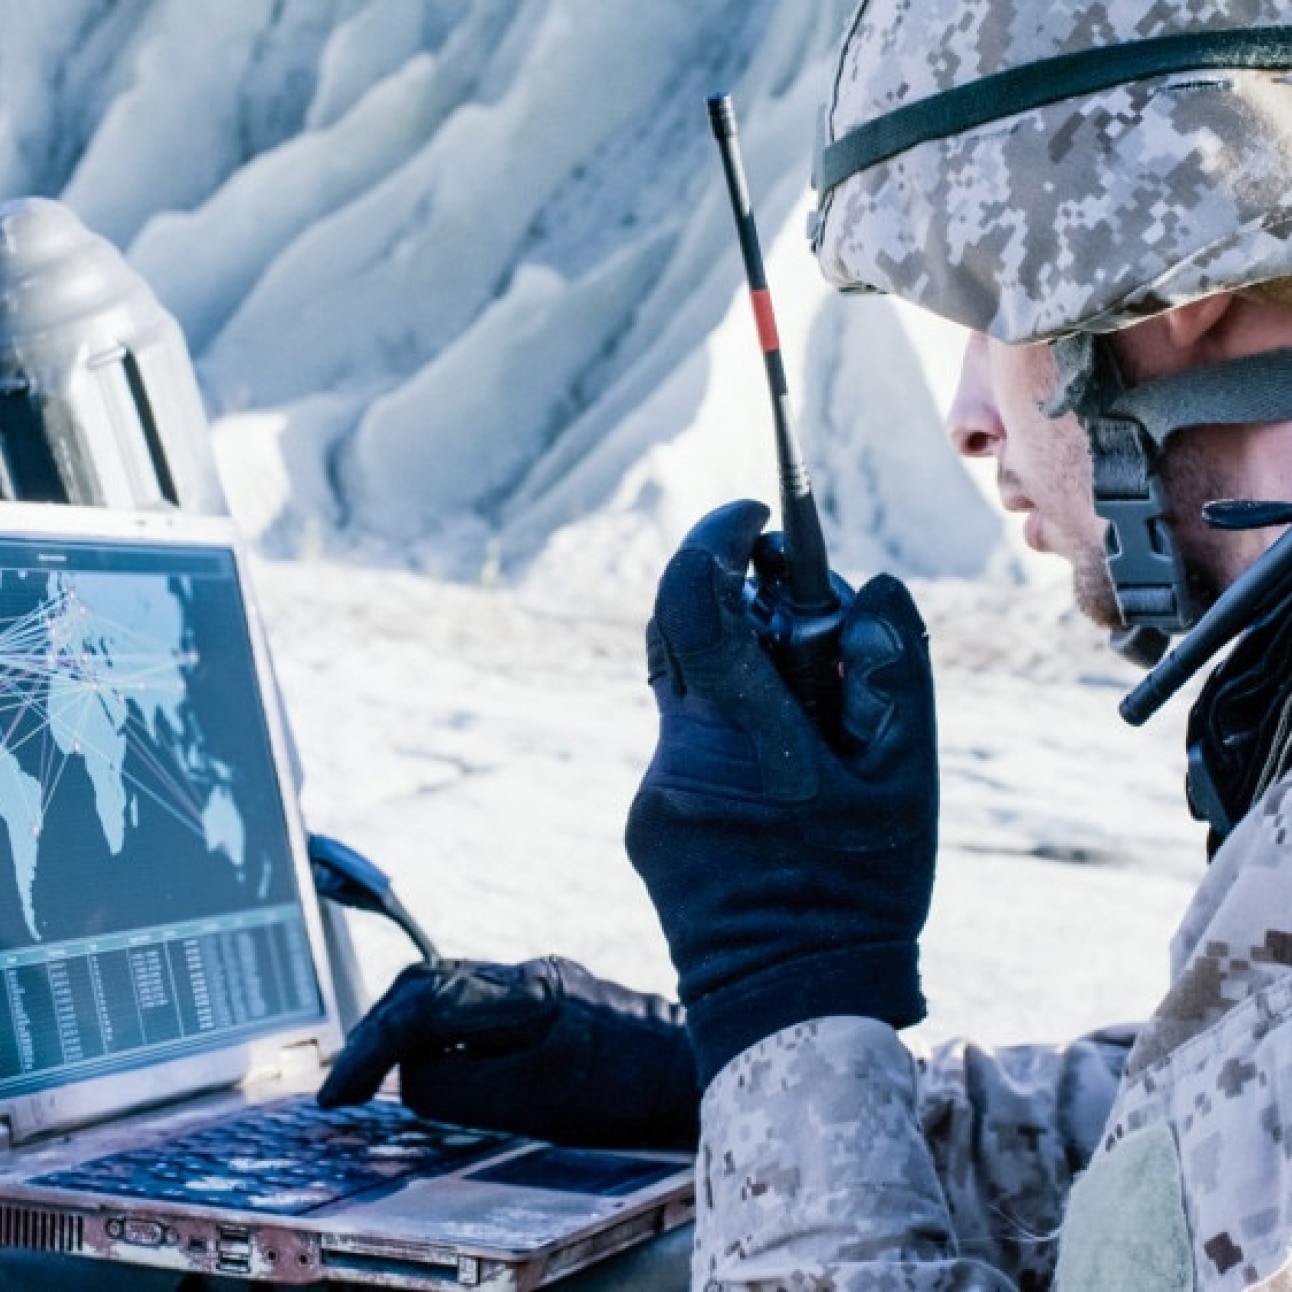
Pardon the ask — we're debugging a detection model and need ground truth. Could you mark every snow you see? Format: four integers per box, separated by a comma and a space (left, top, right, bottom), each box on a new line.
0, 0, 1210, 1052
249, 551, 1203, 1050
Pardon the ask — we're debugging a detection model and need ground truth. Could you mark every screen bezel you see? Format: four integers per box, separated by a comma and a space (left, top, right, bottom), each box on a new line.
0, 502, 341, 1145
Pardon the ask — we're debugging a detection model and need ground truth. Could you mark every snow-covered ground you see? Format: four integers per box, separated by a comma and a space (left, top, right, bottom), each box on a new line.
0, 0, 1213, 1053
251, 550, 1205, 1051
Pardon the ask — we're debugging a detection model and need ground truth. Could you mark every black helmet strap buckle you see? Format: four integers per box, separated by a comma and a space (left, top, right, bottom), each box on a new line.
1045, 332, 1193, 664
1046, 333, 1292, 720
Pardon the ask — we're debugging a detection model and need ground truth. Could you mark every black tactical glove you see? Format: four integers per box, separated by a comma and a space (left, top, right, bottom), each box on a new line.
625, 500, 938, 1087
316, 956, 698, 1150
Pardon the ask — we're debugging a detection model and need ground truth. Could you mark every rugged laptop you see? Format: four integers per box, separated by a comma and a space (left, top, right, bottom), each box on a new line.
0, 503, 693, 1288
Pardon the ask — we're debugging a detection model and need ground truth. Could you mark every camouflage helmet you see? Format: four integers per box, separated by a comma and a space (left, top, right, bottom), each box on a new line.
811, 1, 1292, 343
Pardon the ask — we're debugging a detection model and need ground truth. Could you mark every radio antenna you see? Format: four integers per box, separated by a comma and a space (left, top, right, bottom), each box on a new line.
706, 92, 835, 615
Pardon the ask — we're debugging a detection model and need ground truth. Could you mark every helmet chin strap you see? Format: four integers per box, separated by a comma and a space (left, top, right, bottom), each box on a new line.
1044, 334, 1292, 676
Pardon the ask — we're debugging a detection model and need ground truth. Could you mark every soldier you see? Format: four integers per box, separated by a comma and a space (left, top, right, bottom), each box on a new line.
327, 1, 1292, 1287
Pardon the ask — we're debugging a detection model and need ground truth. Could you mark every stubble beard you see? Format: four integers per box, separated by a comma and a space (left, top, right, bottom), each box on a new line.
1071, 541, 1124, 630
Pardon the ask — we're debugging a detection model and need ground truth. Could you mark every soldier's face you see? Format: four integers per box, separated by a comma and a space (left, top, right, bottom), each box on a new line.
946, 331, 1122, 627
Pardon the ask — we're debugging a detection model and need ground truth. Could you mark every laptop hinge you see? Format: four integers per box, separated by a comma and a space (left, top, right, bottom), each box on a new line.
274, 1040, 324, 1083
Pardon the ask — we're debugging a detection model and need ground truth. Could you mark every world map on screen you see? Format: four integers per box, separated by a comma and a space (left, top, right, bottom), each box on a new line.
0, 558, 286, 947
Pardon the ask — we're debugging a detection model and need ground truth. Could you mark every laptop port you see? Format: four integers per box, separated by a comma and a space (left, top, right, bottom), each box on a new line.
216, 1224, 252, 1273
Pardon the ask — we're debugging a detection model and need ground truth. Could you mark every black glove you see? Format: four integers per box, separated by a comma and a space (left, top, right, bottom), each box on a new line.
625, 500, 938, 1087
316, 956, 698, 1150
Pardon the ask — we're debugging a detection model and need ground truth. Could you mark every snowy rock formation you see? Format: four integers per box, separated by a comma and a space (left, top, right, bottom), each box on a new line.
0, 0, 1006, 612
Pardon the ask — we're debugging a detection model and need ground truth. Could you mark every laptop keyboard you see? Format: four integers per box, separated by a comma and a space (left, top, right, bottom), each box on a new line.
32, 1096, 521, 1215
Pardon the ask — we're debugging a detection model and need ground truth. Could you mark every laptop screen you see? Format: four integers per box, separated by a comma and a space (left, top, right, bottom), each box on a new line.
0, 531, 323, 1098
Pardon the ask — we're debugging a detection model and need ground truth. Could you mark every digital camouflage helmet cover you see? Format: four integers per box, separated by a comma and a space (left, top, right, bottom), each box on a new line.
812, 1, 1292, 343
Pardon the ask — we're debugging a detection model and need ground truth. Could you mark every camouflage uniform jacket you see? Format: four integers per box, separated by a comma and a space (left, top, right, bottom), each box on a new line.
694, 773, 1292, 1290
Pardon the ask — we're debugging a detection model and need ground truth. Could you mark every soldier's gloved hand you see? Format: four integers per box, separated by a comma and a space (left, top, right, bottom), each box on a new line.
625, 500, 938, 1087
316, 956, 698, 1150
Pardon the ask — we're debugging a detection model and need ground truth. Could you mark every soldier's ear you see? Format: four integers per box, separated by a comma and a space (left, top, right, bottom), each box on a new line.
1160, 292, 1234, 350
1115, 292, 1236, 382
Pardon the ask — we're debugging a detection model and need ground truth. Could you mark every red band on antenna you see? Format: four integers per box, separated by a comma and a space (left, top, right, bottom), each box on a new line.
749, 289, 780, 353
